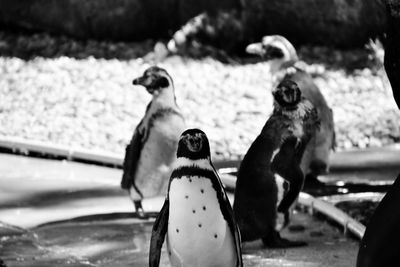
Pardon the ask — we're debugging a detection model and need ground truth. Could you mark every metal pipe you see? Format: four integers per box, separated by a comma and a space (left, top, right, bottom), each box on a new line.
297, 192, 366, 240
1, 135, 400, 171
0, 135, 377, 240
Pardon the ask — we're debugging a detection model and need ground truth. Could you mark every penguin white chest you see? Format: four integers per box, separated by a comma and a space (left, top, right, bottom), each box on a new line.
131, 115, 185, 199
274, 174, 289, 231
167, 176, 236, 267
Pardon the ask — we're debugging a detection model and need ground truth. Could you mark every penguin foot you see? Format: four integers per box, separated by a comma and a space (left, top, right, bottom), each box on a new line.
304, 173, 325, 188
309, 159, 328, 176
262, 231, 307, 248
134, 200, 147, 219
288, 224, 306, 232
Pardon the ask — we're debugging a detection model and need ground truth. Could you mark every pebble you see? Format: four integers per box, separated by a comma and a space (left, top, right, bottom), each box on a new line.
0, 31, 399, 160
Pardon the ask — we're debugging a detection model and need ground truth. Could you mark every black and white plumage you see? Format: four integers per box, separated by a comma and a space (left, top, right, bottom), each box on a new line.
357, 5, 400, 266
246, 35, 335, 180
121, 66, 185, 215
233, 80, 319, 248
150, 129, 243, 267
357, 174, 400, 267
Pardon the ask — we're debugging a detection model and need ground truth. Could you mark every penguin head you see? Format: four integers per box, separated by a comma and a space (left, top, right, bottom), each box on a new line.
246, 35, 298, 72
177, 128, 211, 160
273, 80, 302, 110
132, 66, 173, 95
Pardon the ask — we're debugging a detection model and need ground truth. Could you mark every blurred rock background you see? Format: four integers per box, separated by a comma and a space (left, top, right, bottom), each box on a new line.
0, 0, 386, 47
0, 0, 399, 161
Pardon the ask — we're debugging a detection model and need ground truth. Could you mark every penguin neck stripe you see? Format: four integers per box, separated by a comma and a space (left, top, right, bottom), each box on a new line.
151, 107, 182, 120
176, 146, 210, 160
171, 166, 216, 180
139, 107, 183, 145
174, 158, 213, 171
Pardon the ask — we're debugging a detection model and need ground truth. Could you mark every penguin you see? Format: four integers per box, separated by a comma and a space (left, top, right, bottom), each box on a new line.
357, 7, 400, 265
357, 174, 400, 267
233, 80, 319, 248
246, 35, 335, 182
149, 128, 243, 267
121, 66, 186, 216
164, 10, 243, 64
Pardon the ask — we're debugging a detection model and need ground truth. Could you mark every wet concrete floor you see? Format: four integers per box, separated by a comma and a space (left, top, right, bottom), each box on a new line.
0, 153, 360, 266
1, 214, 358, 267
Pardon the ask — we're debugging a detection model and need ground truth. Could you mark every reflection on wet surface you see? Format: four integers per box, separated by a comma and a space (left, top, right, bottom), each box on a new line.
0, 219, 157, 267
33, 220, 158, 267
0, 153, 133, 228
0, 153, 368, 266
1, 213, 358, 267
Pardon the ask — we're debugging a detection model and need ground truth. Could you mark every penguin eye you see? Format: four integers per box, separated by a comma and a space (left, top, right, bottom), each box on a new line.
154, 76, 169, 88
266, 46, 284, 59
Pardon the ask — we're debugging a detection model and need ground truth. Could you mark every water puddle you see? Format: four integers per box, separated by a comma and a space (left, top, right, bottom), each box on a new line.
1, 212, 358, 267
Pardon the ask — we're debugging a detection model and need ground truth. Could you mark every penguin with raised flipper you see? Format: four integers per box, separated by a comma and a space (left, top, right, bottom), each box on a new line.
121, 66, 186, 217
149, 128, 243, 267
233, 80, 319, 248
246, 35, 334, 183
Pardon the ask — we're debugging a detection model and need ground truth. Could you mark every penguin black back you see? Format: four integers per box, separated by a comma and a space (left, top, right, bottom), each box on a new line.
233, 115, 294, 242
357, 174, 400, 267
233, 80, 318, 248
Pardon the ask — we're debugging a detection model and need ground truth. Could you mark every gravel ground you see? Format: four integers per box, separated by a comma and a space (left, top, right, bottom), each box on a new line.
0, 30, 399, 160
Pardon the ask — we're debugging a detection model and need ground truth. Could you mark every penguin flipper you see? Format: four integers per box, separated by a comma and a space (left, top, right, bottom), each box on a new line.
272, 137, 305, 213
276, 166, 303, 213
121, 129, 143, 189
149, 198, 169, 267
210, 163, 243, 267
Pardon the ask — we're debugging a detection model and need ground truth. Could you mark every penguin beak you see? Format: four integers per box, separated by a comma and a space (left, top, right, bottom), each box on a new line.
246, 42, 264, 56
132, 76, 156, 94
132, 76, 146, 86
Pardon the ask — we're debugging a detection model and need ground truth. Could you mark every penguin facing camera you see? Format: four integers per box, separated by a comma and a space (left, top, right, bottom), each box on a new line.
246, 35, 335, 184
233, 80, 320, 248
121, 66, 186, 217
150, 128, 243, 267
